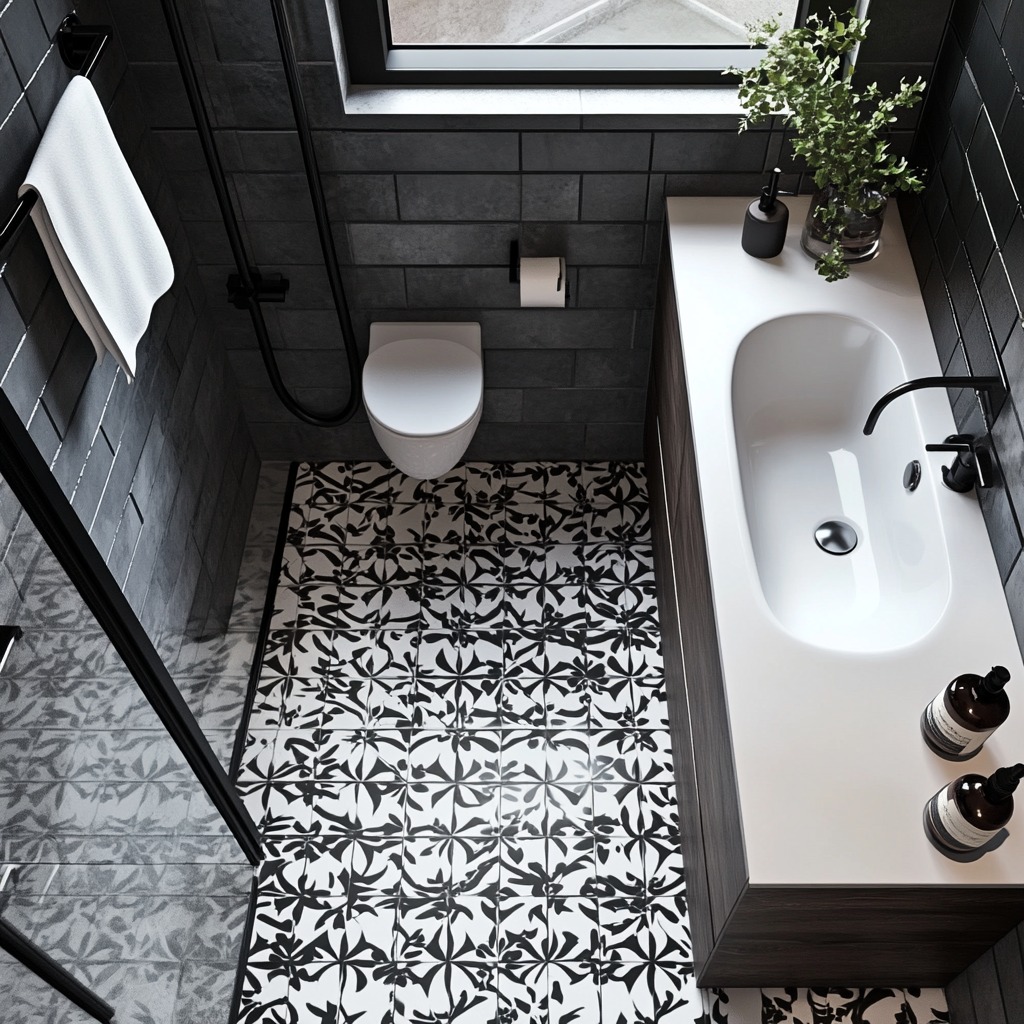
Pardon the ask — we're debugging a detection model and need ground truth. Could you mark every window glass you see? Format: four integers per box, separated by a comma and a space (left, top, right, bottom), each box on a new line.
385, 0, 800, 47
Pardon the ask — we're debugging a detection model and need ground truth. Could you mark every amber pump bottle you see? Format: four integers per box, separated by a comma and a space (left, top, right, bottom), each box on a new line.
920, 665, 1010, 760
925, 764, 1024, 853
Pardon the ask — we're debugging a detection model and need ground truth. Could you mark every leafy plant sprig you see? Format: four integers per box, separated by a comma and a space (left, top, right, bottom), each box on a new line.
731, 10, 926, 280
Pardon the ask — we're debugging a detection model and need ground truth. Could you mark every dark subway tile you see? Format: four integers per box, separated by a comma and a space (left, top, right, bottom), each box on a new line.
582, 422, 644, 460
324, 175, 400, 222
949, 63, 983, 146
967, 112, 1018, 245
574, 350, 651, 389
70, 435, 115, 527
580, 175, 649, 222
32, 0, 74, 37
991, 398, 1024, 533
522, 133, 651, 172
340, 267, 407, 309
575, 267, 656, 308
482, 350, 574, 388
236, 130, 304, 172
481, 388, 523, 422
203, 0, 280, 62
317, 132, 520, 173
1, 0, 50, 86
233, 173, 316, 222
521, 175, 580, 221
922, 262, 962, 370
479, 309, 635, 350
856, 0, 951, 62
960, 298, 1000, 378
951, 0, 982, 47
662, 172, 767, 197
204, 63, 293, 130
348, 223, 513, 265
1001, 211, 1024, 306
24, 45, 72, 130
979, 447, 1023, 582
519, 223, 643, 265
131, 63, 195, 129
947, 243, 981, 329
40, 325, 96, 438
0, 98, 40, 211
467, 422, 587, 461
965, 197, 997, 278
998, 91, 1024, 207
966, 8, 1016, 124
0, 282, 26, 375
405, 268, 518, 308
981, 251, 1021, 351
396, 174, 521, 221
247, 220, 338, 265
652, 131, 769, 173
521, 388, 646, 424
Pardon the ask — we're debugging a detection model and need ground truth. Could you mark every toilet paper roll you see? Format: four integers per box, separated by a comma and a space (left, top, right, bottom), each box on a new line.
520, 256, 566, 307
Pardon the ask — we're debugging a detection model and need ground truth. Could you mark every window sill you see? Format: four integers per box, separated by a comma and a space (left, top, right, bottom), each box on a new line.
341, 84, 745, 121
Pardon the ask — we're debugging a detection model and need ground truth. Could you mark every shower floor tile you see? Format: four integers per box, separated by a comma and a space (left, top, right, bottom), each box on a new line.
238, 461, 947, 1024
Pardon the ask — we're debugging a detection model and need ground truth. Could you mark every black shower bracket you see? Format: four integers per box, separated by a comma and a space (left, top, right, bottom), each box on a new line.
226, 269, 289, 310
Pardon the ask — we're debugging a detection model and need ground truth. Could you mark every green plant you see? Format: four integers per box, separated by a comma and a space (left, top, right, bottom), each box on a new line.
731, 9, 926, 280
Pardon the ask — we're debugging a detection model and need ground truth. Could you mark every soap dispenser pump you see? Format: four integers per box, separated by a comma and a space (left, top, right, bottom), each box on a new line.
741, 167, 789, 258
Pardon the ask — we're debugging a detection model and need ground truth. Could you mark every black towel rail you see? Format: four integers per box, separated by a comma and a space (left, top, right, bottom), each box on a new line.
158, 0, 361, 427
0, 16, 111, 258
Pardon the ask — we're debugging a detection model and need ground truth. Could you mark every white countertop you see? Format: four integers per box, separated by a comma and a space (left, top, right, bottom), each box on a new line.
666, 196, 1024, 886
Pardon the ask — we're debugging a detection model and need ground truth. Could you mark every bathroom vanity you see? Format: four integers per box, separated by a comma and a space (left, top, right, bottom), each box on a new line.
646, 197, 1024, 986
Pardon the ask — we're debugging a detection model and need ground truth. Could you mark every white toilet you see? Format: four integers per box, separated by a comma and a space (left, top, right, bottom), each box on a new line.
363, 322, 483, 480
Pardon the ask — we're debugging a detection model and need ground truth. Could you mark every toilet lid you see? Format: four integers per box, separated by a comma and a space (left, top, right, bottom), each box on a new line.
363, 338, 483, 437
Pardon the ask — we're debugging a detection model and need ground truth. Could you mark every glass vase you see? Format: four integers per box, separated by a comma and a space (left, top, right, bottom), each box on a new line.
800, 184, 888, 264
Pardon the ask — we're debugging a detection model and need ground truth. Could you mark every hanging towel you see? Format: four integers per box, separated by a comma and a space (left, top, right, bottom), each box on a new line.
18, 77, 174, 382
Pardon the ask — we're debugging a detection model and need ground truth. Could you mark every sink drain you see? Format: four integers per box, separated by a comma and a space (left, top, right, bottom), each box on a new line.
815, 520, 858, 556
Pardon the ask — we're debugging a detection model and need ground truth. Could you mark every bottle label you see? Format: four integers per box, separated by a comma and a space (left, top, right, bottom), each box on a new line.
926, 786, 995, 851
922, 691, 995, 756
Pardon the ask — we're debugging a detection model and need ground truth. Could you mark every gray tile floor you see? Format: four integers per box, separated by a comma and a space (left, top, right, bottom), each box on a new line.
235, 461, 949, 1024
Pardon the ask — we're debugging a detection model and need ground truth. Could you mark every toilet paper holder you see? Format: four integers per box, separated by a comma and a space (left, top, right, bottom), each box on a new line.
509, 240, 567, 302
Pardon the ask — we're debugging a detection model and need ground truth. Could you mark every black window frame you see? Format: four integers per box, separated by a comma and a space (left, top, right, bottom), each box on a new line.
337, 0, 820, 87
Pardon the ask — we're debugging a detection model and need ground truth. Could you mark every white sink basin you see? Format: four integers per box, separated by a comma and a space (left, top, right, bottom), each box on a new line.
731, 312, 951, 653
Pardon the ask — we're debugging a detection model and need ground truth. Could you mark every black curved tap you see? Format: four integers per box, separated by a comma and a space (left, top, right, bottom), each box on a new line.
862, 376, 1003, 435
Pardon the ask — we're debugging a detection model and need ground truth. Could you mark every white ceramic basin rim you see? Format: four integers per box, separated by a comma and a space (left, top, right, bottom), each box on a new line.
731, 312, 952, 653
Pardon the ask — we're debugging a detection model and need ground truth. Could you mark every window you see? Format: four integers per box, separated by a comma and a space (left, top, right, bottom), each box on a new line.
337, 0, 811, 87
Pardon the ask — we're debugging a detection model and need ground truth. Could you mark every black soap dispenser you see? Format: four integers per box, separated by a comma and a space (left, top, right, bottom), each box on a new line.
741, 167, 789, 258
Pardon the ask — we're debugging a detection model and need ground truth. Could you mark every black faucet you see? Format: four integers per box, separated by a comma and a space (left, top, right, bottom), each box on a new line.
862, 376, 1003, 435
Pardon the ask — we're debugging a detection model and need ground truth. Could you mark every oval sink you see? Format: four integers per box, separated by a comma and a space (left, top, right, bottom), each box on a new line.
731, 312, 951, 653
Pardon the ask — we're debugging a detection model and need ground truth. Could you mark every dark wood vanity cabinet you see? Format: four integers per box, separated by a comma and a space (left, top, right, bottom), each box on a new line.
644, 246, 1024, 988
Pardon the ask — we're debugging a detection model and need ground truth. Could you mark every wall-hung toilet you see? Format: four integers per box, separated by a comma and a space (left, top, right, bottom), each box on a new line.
363, 322, 483, 480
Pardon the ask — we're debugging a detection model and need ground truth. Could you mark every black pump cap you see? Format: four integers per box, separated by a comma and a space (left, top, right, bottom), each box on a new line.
981, 666, 1011, 694
984, 764, 1024, 802
758, 167, 782, 213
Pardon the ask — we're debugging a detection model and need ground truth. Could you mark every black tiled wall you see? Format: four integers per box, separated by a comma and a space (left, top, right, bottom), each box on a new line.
907, 0, 1024, 1019
903, 0, 1024, 652
109, 0, 923, 462
0, 0, 258, 650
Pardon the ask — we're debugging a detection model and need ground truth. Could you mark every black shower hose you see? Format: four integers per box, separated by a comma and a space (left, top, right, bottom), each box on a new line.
159, 0, 361, 427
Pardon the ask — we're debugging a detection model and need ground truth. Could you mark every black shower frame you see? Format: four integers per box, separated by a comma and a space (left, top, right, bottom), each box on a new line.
0, 18, 262, 865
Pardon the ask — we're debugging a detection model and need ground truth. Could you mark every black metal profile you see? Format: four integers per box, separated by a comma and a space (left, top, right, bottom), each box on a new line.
0, 16, 112, 258
158, 0, 361, 427
229, 462, 296, 781
0, 916, 114, 1023
0, 390, 262, 865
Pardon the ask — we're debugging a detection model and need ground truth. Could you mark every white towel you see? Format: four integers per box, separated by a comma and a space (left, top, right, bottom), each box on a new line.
18, 77, 174, 382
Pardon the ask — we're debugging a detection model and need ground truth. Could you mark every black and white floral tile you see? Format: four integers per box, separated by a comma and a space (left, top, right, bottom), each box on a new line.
235, 461, 949, 1024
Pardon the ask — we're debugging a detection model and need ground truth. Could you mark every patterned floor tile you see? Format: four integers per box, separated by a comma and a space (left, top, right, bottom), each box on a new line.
237, 460, 947, 1024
